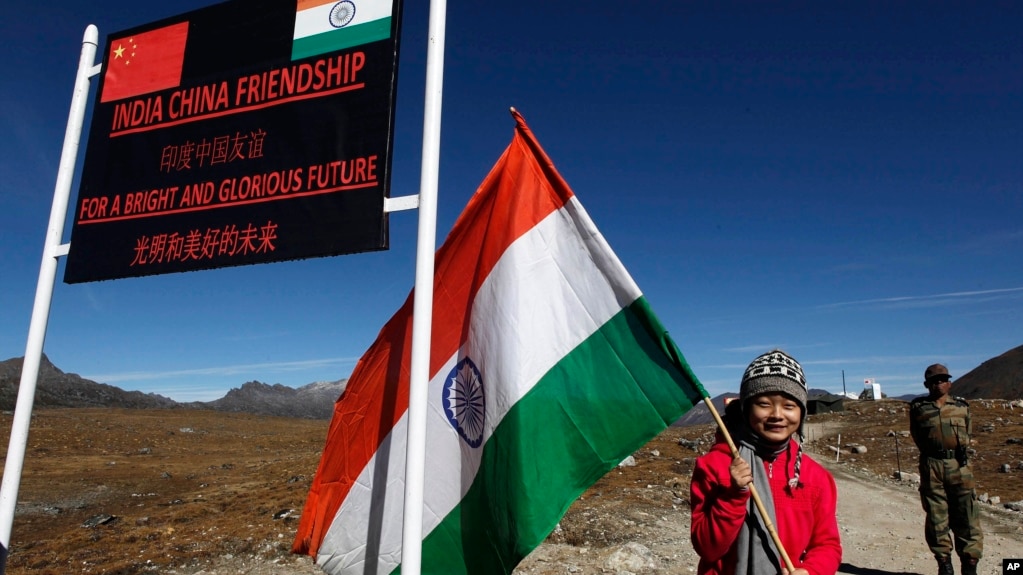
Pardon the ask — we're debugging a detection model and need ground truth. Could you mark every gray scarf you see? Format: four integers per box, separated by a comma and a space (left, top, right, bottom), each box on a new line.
733, 436, 787, 575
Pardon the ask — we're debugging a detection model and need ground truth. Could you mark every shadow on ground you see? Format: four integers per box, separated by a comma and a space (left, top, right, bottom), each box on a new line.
840, 563, 925, 575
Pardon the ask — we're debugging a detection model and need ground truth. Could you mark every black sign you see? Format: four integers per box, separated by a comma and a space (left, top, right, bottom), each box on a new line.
65, 0, 402, 283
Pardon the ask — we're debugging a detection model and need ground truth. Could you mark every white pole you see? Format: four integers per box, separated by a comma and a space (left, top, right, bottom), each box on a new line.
401, 0, 446, 573
0, 25, 99, 572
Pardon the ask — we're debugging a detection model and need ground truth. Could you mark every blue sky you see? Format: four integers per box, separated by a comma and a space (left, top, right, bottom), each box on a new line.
2, 2, 1020, 402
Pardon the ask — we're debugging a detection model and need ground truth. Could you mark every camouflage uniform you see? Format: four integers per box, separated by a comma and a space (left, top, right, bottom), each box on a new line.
909, 395, 983, 564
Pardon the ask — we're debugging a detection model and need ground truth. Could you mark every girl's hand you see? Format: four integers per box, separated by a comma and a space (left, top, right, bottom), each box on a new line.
729, 455, 752, 491
782, 568, 810, 575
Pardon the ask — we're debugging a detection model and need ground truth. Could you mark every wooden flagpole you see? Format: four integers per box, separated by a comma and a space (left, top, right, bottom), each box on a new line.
702, 397, 796, 572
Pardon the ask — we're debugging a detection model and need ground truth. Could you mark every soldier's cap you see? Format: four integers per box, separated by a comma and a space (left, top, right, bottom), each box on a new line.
924, 363, 952, 383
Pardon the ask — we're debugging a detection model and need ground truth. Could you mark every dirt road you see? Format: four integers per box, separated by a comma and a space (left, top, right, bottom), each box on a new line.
824, 460, 1022, 575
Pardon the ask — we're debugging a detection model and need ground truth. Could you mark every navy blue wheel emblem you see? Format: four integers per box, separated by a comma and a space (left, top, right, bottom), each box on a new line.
442, 357, 485, 448
329, 1, 356, 28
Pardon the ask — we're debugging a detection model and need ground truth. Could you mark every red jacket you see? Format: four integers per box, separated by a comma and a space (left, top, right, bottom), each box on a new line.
690, 438, 842, 575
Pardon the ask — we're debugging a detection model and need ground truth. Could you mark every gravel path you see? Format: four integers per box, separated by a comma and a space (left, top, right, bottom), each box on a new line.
824, 459, 1022, 575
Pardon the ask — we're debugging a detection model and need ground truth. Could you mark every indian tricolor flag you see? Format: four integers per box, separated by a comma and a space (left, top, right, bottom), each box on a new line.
292, 110, 708, 574
292, 0, 394, 61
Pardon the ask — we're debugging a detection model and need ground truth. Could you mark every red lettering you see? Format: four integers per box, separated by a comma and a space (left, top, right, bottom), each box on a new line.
78, 196, 108, 220
351, 51, 365, 80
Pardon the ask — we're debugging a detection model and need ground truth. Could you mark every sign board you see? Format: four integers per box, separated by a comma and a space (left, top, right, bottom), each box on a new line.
64, 0, 403, 283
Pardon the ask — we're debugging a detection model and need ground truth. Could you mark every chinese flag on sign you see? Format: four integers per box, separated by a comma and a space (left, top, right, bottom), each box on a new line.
100, 22, 189, 103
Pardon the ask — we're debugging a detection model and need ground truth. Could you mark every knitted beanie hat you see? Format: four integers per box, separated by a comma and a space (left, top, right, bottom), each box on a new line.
740, 349, 807, 414
739, 349, 808, 489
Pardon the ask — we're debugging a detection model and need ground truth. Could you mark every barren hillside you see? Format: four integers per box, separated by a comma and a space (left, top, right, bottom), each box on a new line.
1, 400, 1020, 574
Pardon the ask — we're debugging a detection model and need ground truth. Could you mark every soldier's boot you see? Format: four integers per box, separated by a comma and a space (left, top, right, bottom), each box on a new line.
961, 557, 978, 575
937, 556, 955, 575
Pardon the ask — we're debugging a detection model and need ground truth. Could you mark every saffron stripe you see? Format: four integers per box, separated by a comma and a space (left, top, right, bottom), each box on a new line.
297, 0, 338, 10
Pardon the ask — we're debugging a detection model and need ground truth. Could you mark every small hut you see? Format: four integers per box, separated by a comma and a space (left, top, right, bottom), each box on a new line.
808, 393, 846, 415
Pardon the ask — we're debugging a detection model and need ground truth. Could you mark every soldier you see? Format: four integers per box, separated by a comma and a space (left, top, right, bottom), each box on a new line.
909, 364, 983, 575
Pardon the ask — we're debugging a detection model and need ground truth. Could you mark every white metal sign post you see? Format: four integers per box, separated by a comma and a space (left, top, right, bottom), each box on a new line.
401, 1, 446, 572
0, 26, 100, 573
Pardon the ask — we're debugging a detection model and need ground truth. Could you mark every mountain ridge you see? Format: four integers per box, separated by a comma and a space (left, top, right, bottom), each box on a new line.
2, 344, 1020, 420
0, 355, 344, 419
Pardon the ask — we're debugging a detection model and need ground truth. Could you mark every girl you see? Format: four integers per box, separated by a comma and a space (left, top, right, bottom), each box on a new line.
691, 350, 842, 575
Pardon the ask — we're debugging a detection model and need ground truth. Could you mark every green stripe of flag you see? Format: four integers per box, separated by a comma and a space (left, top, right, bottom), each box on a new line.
410, 297, 707, 574
291, 18, 392, 60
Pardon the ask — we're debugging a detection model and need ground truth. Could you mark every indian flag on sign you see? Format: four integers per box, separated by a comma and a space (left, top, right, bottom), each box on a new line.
292, 0, 394, 60
292, 109, 708, 574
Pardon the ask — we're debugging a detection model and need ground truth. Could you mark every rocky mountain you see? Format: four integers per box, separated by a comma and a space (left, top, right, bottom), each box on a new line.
671, 393, 735, 427
3, 345, 1019, 420
0, 355, 178, 410
188, 379, 341, 419
953, 344, 1023, 400
0, 355, 345, 419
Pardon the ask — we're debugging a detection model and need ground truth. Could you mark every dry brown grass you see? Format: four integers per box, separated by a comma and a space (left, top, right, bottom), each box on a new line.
1, 409, 326, 574
0, 399, 1020, 573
